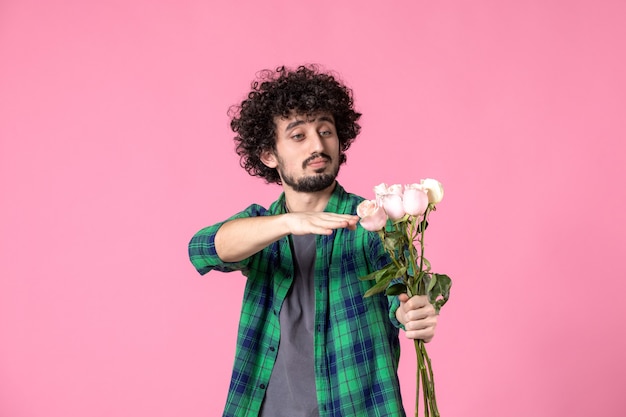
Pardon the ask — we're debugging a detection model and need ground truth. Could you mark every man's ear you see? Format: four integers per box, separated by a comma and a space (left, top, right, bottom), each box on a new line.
260, 149, 278, 168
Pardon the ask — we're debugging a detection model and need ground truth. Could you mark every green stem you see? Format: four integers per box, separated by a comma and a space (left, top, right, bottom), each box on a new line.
417, 206, 431, 294
425, 350, 439, 416
415, 339, 423, 417
381, 228, 406, 278
421, 341, 431, 417
406, 215, 421, 296
417, 340, 440, 417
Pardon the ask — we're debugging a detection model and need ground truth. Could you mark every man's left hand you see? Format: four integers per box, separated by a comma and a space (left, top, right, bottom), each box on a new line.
395, 294, 438, 342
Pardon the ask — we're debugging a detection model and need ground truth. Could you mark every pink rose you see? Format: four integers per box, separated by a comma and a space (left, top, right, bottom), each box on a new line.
403, 184, 429, 216
387, 184, 403, 196
382, 193, 406, 220
373, 183, 388, 203
357, 199, 388, 232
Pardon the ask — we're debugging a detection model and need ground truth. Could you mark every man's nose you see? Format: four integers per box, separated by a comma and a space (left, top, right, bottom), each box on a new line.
309, 131, 324, 152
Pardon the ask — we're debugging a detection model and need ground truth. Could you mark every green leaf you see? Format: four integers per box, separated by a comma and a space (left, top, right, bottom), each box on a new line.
427, 273, 452, 313
395, 266, 407, 279
385, 282, 407, 296
364, 275, 395, 297
360, 269, 384, 282
383, 231, 404, 252
359, 262, 398, 283
425, 273, 437, 293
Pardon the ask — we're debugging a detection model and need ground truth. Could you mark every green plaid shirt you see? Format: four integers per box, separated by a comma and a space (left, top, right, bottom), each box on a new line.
188, 183, 405, 417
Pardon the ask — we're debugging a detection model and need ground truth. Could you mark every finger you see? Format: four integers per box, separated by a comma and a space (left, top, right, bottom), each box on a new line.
301, 215, 356, 234
321, 213, 359, 221
320, 218, 353, 229
406, 295, 429, 309
317, 214, 358, 228
404, 326, 436, 342
404, 315, 437, 331
395, 294, 411, 324
397, 293, 410, 304
345, 216, 359, 230
404, 303, 436, 321
319, 221, 354, 232
404, 317, 437, 342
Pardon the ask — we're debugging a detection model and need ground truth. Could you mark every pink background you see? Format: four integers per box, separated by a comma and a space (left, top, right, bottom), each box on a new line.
1, 1, 625, 416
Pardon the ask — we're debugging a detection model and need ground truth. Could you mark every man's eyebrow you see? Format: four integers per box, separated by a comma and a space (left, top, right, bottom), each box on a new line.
284, 116, 335, 132
285, 120, 305, 132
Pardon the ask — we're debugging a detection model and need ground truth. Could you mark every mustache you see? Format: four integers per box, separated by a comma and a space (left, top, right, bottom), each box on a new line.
302, 153, 331, 169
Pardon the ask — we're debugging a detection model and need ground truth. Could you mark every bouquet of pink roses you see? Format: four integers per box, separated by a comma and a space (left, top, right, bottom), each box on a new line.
356, 179, 452, 417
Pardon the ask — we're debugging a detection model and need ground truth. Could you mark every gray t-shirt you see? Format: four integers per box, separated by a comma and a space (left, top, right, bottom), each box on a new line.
259, 234, 319, 417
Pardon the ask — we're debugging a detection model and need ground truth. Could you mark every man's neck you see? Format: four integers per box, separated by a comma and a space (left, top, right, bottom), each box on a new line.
283, 181, 336, 213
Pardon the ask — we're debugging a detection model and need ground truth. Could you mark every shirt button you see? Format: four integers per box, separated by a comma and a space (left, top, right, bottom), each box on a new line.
269, 346, 275, 352
259, 383, 266, 389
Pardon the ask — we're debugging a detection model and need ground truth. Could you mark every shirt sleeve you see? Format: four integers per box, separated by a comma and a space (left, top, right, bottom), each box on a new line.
387, 293, 404, 330
365, 230, 405, 330
188, 204, 267, 275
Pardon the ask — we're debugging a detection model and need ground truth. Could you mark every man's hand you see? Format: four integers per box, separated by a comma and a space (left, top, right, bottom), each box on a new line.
395, 294, 438, 342
286, 212, 359, 235
216, 212, 359, 262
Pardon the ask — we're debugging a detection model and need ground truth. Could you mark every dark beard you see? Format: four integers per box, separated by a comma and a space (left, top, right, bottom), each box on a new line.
280, 167, 339, 192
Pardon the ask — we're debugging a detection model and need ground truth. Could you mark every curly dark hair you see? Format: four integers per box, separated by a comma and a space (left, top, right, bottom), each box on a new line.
228, 65, 362, 184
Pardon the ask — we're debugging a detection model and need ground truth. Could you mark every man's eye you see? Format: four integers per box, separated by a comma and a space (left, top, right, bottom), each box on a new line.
291, 133, 305, 140
319, 130, 332, 137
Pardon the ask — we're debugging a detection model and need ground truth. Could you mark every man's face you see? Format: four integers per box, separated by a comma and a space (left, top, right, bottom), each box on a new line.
262, 111, 341, 193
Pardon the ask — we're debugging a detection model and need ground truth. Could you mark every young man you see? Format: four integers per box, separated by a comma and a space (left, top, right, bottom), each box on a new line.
188, 65, 437, 417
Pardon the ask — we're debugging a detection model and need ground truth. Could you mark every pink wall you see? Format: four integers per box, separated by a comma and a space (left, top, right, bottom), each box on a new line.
1, 1, 625, 416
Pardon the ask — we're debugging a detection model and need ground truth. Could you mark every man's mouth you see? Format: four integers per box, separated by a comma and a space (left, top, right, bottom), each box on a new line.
304, 154, 331, 169
307, 158, 329, 167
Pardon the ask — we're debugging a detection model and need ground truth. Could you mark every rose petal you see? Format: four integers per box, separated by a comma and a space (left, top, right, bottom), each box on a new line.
403, 188, 429, 216
382, 194, 406, 220
359, 205, 388, 231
